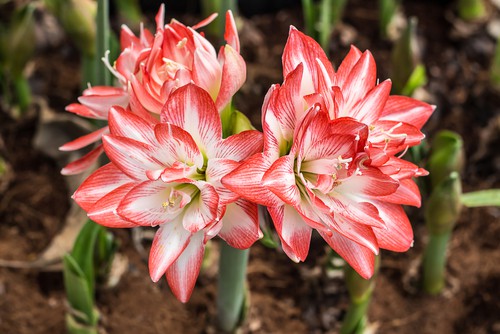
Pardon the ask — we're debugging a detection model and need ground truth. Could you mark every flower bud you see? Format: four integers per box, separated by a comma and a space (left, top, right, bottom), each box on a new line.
231, 110, 255, 135
45, 0, 97, 56
425, 172, 462, 235
391, 17, 426, 96
427, 130, 465, 188
0, 4, 36, 76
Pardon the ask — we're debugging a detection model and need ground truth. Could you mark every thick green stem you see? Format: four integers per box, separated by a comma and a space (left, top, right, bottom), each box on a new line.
340, 256, 379, 334
96, 0, 111, 86
302, 0, 315, 39
319, 0, 333, 52
422, 232, 451, 294
216, 242, 249, 332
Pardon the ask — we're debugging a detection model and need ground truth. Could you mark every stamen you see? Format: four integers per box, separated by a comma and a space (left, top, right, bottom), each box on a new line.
397, 145, 410, 158
176, 38, 187, 48
101, 50, 126, 84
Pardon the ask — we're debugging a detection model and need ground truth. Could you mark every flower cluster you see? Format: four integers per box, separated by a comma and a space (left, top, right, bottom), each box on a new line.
66, 6, 434, 301
223, 28, 433, 278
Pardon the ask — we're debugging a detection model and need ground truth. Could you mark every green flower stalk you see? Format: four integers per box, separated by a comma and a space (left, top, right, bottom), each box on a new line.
217, 243, 249, 332
340, 256, 380, 334
0, 3, 36, 112
302, 0, 348, 53
423, 172, 462, 294
457, 0, 486, 21
217, 107, 254, 332
391, 17, 427, 96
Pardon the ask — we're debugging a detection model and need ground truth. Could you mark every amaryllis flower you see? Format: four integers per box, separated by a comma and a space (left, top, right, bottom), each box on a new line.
60, 5, 245, 175
129, 10, 244, 115
73, 84, 262, 302
222, 27, 435, 279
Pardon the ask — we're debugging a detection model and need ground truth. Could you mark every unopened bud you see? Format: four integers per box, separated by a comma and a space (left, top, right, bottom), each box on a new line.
45, 0, 97, 56
391, 17, 425, 96
427, 130, 465, 188
0, 4, 36, 76
231, 110, 255, 134
425, 172, 462, 235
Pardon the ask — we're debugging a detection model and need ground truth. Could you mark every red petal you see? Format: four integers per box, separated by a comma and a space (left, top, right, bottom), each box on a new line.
221, 153, 283, 207
166, 231, 205, 303
65, 103, 101, 119
268, 205, 312, 262
341, 51, 377, 112
108, 106, 157, 145
215, 45, 246, 111
216, 130, 263, 161
61, 145, 104, 175
73, 163, 133, 211
219, 199, 261, 249
282, 26, 333, 95
262, 155, 300, 205
182, 182, 219, 233
375, 178, 422, 207
223, 11, 240, 52
370, 200, 413, 252
381, 95, 435, 130
161, 84, 222, 156
206, 158, 241, 205
59, 127, 109, 151
192, 45, 222, 100
117, 181, 190, 226
87, 183, 138, 228
319, 230, 376, 279
102, 135, 164, 180
350, 79, 392, 125
149, 219, 191, 282
333, 45, 362, 87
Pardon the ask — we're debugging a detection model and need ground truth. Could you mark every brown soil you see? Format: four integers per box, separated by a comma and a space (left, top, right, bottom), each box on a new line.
1, 1, 500, 333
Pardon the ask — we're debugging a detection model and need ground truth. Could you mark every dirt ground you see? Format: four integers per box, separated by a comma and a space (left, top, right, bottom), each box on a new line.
1, 1, 499, 333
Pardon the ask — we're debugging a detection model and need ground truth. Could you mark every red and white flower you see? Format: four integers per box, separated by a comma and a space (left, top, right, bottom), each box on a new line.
222, 27, 435, 279
61, 5, 245, 175
73, 84, 262, 302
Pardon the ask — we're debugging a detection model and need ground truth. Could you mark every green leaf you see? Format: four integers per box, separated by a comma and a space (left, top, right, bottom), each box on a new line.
401, 64, 427, 97
461, 189, 500, 207
63, 254, 99, 326
71, 220, 105, 295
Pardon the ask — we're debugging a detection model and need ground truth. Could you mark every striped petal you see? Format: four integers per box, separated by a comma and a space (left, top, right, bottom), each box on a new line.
215, 44, 246, 112
319, 230, 376, 279
73, 162, 133, 211
102, 135, 163, 180
381, 95, 435, 130
87, 183, 138, 228
61, 145, 104, 175
218, 199, 261, 249
166, 231, 205, 303
182, 182, 219, 233
221, 152, 283, 207
59, 126, 109, 151
370, 200, 413, 252
149, 218, 192, 282
268, 204, 312, 262
161, 84, 222, 156
108, 106, 157, 145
